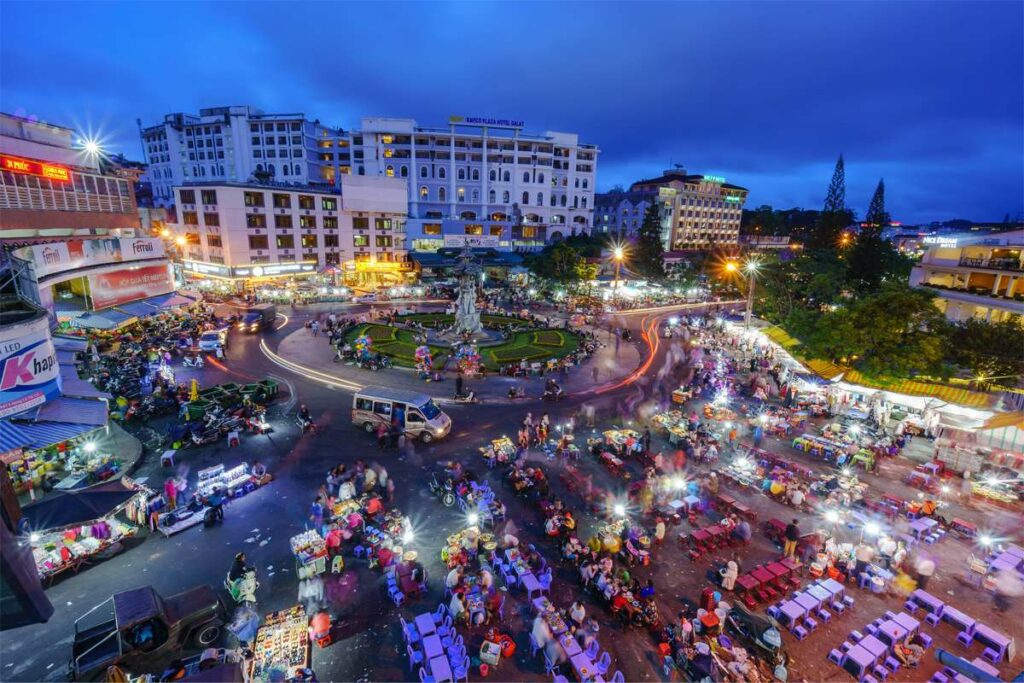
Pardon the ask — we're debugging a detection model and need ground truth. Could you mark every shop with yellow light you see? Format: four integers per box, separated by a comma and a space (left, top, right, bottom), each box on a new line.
181, 259, 319, 293
342, 256, 417, 290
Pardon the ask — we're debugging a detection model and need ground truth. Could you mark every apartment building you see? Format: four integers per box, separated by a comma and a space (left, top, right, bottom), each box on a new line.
174, 175, 412, 289
1, 112, 139, 246
909, 230, 1024, 324
594, 169, 748, 250
140, 106, 347, 205
348, 117, 598, 252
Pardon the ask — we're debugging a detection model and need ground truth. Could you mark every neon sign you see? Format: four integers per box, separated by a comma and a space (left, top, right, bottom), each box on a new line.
703, 175, 726, 183
0, 154, 70, 182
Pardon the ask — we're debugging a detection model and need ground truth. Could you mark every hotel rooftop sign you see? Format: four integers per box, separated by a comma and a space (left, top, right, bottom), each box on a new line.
449, 116, 524, 128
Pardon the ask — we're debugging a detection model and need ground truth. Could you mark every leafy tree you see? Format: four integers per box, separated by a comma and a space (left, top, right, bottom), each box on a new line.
844, 285, 949, 377
947, 316, 1024, 386
527, 241, 586, 284
845, 233, 911, 295
632, 203, 666, 279
809, 155, 851, 249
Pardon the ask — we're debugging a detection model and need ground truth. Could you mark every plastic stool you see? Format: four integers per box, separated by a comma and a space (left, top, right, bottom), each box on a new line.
862, 676, 879, 683
160, 450, 176, 467
925, 612, 941, 626
956, 631, 973, 647
918, 633, 933, 649
929, 674, 949, 683
873, 665, 890, 681
817, 608, 832, 623
884, 656, 901, 673
792, 625, 809, 640
851, 630, 864, 642
804, 617, 818, 632
982, 648, 1000, 664
844, 595, 855, 607
865, 623, 879, 636
767, 605, 781, 620
841, 641, 854, 653
904, 600, 919, 614
828, 649, 844, 665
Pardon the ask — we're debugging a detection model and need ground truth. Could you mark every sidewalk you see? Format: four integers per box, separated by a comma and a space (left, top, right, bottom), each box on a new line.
271, 323, 644, 402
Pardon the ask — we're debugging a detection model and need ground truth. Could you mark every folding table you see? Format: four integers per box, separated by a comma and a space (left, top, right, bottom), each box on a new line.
875, 620, 908, 647
794, 592, 820, 612
751, 566, 774, 585
766, 562, 789, 587
570, 653, 596, 681
972, 623, 1010, 661
939, 605, 974, 633
842, 644, 876, 678
422, 635, 444, 660
807, 584, 832, 605
892, 612, 920, 636
859, 635, 889, 660
429, 655, 453, 683
821, 578, 845, 604
778, 600, 805, 627
415, 613, 437, 637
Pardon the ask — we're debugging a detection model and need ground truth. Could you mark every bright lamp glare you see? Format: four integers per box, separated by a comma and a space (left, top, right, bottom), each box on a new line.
402, 530, 414, 544
825, 510, 840, 524
467, 513, 479, 526
842, 468, 851, 477
613, 504, 626, 517
83, 442, 96, 453
864, 522, 881, 536
29, 533, 40, 543
672, 477, 685, 491
979, 535, 993, 547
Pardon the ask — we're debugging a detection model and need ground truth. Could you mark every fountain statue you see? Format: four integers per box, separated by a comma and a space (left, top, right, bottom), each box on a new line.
451, 246, 484, 337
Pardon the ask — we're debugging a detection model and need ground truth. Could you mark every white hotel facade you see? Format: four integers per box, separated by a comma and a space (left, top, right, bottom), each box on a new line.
144, 108, 598, 252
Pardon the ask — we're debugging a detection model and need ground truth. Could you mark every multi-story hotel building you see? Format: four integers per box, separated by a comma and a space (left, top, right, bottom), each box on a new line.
337, 117, 597, 252
909, 230, 1023, 324
595, 169, 748, 250
174, 175, 412, 289
140, 106, 348, 206
1, 112, 140, 248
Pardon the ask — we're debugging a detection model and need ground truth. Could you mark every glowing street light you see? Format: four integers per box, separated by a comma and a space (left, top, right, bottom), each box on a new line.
611, 243, 627, 297
402, 529, 415, 544
175, 235, 187, 247
83, 442, 96, 453
864, 522, 881, 537
613, 503, 626, 518
467, 512, 479, 527
824, 510, 840, 525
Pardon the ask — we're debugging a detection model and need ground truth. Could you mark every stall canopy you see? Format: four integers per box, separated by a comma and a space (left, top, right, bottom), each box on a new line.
145, 292, 196, 309
59, 365, 111, 400
0, 420, 101, 453
21, 480, 139, 532
52, 336, 89, 353
68, 310, 137, 330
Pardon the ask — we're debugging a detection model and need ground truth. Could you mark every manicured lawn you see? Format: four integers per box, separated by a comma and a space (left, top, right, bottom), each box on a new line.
397, 312, 526, 329
344, 323, 449, 368
344, 323, 580, 371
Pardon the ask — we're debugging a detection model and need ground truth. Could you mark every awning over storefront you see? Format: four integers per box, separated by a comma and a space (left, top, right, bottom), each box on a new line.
32, 397, 107, 426
68, 309, 137, 330
52, 336, 89, 353
0, 420, 100, 452
20, 480, 139, 532
145, 292, 196, 309
117, 300, 161, 317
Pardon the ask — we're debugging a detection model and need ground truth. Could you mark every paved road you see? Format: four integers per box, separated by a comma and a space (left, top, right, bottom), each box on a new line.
2, 300, 713, 683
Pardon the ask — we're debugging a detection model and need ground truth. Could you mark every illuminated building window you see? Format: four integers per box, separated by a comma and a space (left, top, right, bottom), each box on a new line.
385, 165, 394, 177
465, 225, 483, 236
423, 224, 442, 235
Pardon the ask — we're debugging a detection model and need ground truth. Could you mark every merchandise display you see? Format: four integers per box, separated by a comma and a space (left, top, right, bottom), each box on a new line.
197, 463, 255, 499
32, 518, 137, 580
290, 530, 328, 579
250, 605, 309, 681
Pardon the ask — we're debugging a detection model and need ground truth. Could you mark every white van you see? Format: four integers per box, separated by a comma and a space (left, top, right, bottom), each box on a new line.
352, 386, 451, 442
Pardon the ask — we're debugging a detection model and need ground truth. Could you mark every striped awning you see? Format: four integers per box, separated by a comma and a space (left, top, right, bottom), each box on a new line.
0, 421, 32, 453
0, 420, 101, 452
117, 300, 161, 318
843, 370, 993, 409
52, 336, 89, 353
32, 397, 107, 426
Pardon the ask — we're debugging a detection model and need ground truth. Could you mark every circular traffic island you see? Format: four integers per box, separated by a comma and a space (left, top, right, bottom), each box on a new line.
342, 314, 581, 372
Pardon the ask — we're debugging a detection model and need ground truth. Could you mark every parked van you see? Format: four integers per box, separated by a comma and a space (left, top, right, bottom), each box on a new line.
351, 386, 451, 442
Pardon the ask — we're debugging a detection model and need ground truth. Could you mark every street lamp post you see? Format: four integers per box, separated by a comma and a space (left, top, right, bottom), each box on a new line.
612, 244, 625, 300
743, 260, 759, 330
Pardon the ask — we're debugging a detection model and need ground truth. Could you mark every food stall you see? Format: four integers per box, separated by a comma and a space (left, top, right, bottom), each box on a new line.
250, 606, 310, 681
290, 530, 328, 579
480, 436, 515, 466
2, 431, 113, 495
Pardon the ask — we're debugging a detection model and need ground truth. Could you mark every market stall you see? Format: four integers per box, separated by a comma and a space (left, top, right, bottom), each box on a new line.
250, 606, 310, 681
291, 530, 328, 579
20, 478, 152, 582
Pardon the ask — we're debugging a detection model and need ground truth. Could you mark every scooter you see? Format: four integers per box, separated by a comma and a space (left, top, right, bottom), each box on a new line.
183, 355, 205, 368
543, 388, 565, 402
296, 416, 316, 434
225, 569, 259, 607
453, 390, 478, 404
428, 473, 456, 507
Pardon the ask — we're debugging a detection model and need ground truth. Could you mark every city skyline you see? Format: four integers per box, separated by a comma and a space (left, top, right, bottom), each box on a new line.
1, 1, 1021, 224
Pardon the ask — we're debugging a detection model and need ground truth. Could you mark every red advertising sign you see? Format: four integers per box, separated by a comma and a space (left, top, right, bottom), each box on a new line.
1, 154, 70, 182
88, 264, 174, 310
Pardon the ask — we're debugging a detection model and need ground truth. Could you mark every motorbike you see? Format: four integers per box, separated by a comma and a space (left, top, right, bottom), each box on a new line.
225, 569, 259, 607
542, 388, 565, 402
453, 390, 478, 404
428, 473, 456, 507
296, 415, 315, 434
183, 355, 205, 368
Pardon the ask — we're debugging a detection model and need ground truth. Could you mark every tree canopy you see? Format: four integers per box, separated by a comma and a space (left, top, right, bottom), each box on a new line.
632, 203, 666, 280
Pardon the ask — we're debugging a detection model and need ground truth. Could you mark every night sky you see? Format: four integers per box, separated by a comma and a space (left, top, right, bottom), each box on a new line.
2, 1, 1021, 224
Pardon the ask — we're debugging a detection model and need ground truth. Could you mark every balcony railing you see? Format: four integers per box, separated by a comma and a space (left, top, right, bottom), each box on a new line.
921, 282, 1024, 303
958, 256, 1023, 272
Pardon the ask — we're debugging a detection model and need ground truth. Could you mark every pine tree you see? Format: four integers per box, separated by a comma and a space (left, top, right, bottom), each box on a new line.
823, 154, 846, 213
810, 154, 850, 249
865, 178, 889, 232
633, 203, 666, 279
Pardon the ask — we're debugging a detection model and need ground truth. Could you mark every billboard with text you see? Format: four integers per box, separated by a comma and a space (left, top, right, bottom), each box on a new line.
0, 315, 61, 419
20, 238, 166, 279
88, 264, 174, 310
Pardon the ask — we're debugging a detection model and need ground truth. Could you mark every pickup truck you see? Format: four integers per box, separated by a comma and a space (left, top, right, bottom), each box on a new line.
69, 585, 227, 681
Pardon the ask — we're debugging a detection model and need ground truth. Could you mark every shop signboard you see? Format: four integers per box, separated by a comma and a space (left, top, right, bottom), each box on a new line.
88, 264, 174, 310
443, 235, 500, 249
183, 260, 232, 278
0, 315, 62, 419
21, 238, 166, 279
231, 261, 317, 278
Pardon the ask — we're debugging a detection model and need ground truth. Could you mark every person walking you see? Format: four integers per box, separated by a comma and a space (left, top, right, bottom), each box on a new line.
592, 366, 599, 384
914, 555, 936, 590
164, 478, 178, 510
376, 422, 387, 450
783, 518, 800, 558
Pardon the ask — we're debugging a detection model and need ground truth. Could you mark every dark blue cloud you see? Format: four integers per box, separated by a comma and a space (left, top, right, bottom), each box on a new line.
2, 1, 1020, 223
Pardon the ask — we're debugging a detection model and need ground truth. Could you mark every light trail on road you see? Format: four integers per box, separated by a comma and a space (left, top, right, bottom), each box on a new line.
260, 339, 365, 392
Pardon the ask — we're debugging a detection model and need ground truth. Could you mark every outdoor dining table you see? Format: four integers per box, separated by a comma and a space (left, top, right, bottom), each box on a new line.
570, 652, 597, 681
707, 525, 726, 540
691, 528, 711, 544
892, 612, 920, 636
875, 620, 908, 647
859, 634, 889, 660
558, 633, 582, 658
533, 596, 554, 613
735, 574, 759, 592
910, 588, 945, 614
778, 600, 805, 626
415, 613, 437, 637
793, 592, 820, 612
1004, 543, 1024, 560
422, 634, 444, 660
766, 562, 789, 586
543, 609, 569, 636
521, 572, 542, 597
910, 517, 938, 539
780, 557, 801, 572
842, 644, 876, 678
972, 623, 1011, 660
970, 657, 1001, 677
821, 578, 845, 603
939, 604, 974, 632
751, 566, 774, 585
807, 584, 832, 605
429, 654, 453, 683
